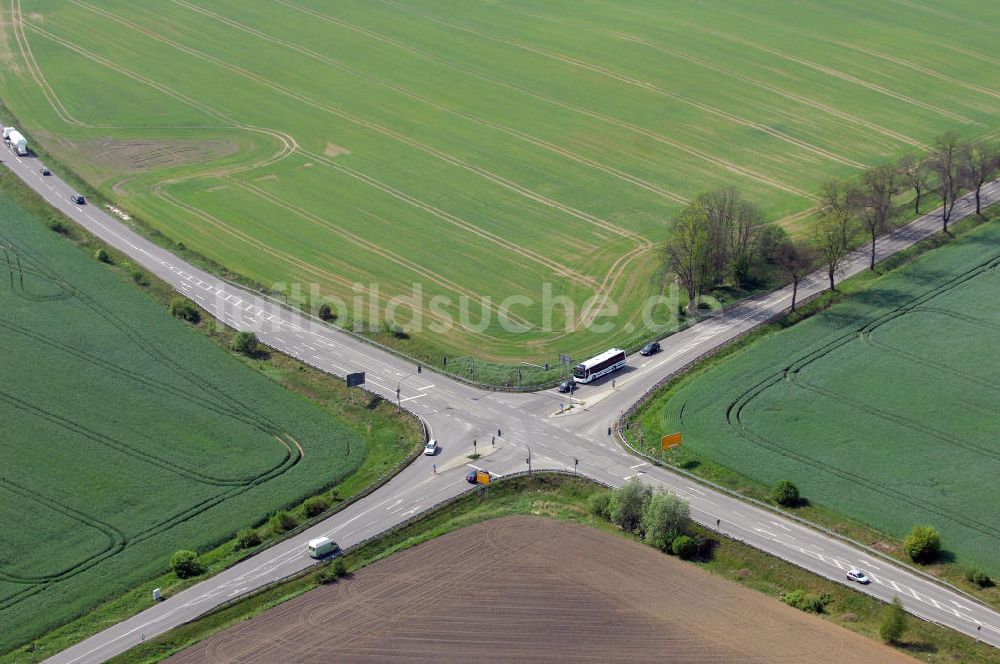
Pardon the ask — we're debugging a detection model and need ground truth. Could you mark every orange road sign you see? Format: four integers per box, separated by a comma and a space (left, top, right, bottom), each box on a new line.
662, 432, 682, 450
476, 471, 491, 485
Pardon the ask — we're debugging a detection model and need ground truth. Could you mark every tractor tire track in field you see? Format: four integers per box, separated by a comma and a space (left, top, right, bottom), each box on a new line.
651, 10, 975, 125
69, 1, 639, 273
0, 478, 124, 587
488, 0, 928, 151
232, 178, 537, 331
150, 182, 503, 345
711, 253, 1000, 543
380, 0, 867, 170
1, 242, 69, 301
274, 0, 815, 203
172, 0, 689, 207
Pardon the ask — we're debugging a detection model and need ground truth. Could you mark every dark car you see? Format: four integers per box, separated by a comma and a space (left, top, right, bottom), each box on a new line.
639, 341, 661, 356
39, 166, 51, 176
557, 379, 575, 393
70, 193, 85, 205
466, 470, 479, 484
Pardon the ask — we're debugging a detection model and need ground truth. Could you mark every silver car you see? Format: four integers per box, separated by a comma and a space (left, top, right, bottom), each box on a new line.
423, 439, 439, 456
846, 569, 870, 584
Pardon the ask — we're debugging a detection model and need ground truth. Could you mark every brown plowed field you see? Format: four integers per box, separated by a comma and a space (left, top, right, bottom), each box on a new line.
168, 516, 913, 663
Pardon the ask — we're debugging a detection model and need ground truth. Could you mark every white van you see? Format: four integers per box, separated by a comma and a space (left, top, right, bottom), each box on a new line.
307, 536, 339, 559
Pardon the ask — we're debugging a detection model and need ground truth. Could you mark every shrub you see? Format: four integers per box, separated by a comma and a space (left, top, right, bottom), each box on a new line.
269, 510, 298, 533
168, 297, 201, 324
388, 324, 409, 339
317, 558, 347, 585
671, 535, 698, 560
772, 480, 800, 507
965, 567, 993, 588
780, 589, 829, 614
642, 492, 689, 551
232, 331, 258, 355
903, 525, 941, 564
608, 478, 652, 534
878, 597, 907, 643
234, 528, 262, 550
304, 496, 329, 518
318, 303, 336, 321
95, 247, 112, 264
47, 217, 69, 234
130, 267, 147, 286
332, 558, 347, 578
587, 491, 611, 519
170, 550, 204, 579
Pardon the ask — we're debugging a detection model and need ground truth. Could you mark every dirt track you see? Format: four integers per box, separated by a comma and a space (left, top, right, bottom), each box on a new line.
168, 516, 912, 663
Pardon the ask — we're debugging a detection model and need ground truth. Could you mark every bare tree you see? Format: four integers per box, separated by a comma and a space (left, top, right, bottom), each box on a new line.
773, 238, 815, 312
930, 132, 963, 234
859, 164, 899, 271
820, 178, 862, 219
812, 210, 856, 291
898, 153, 929, 215
959, 142, 999, 216
696, 188, 766, 288
665, 205, 713, 314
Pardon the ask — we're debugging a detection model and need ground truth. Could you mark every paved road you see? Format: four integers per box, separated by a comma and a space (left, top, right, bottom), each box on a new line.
5, 148, 999, 661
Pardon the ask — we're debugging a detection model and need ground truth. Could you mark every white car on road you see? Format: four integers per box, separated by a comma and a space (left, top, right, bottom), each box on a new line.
846, 569, 871, 584
423, 439, 439, 456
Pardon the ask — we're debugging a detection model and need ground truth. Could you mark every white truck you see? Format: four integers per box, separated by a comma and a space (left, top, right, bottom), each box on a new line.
307, 537, 339, 558
7, 129, 27, 156
2, 127, 13, 142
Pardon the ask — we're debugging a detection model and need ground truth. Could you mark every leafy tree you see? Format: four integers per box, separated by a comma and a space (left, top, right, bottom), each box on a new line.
930, 132, 963, 233
234, 528, 262, 550
671, 535, 698, 560
318, 303, 336, 321
879, 597, 907, 643
170, 550, 204, 579
232, 331, 258, 355
665, 204, 714, 314
903, 525, 941, 564
304, 496, 329, 518
642, 491, 690, 551
772, 480, 800, 507
95, 247, 112, 264
608, 478, 652, 534
168, 297, 201, 324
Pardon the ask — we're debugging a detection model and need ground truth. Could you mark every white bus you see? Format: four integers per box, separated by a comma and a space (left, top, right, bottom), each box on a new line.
573, 348, 627, 384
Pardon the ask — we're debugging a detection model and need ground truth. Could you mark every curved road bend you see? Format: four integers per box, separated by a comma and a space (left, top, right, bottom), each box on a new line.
3, 150, 998, 662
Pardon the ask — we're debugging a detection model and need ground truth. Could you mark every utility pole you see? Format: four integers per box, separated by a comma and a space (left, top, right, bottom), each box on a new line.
526, 444, 532, 474
573, 457, 578, 474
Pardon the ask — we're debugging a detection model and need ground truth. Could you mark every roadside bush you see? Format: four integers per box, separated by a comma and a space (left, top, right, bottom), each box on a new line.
232, 331, 258, 355
47, 217, 69, 234
780, 588, 829, 614
317, 559, 347, 585
642, 492, 689, 551
234, 528, 262, 551
965, 567, 993, 588
902, 525, 941, 564
608, 478, 651, 534
94, 247, 112, 264
318, 303, 336, 321
671, 535, 698, 560
130, 267, 148, 286
388, 324, 409, 339
170, 550, 204, 579
587, 491, 611, 519
878, 597, 907, 643
772, 480, 800, 507
269, 510, 299, 533
168, 297, 201, 324
304, 496, 330, 518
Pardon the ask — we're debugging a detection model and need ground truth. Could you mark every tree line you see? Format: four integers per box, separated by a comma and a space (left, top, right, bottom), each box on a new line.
666, 133, 1000, 312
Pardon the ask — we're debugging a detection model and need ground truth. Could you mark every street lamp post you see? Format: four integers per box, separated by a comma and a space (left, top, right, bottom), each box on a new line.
526, 444, 532, 474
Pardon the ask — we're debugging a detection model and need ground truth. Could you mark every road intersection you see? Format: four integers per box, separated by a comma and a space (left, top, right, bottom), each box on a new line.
4, 150, 999, 662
